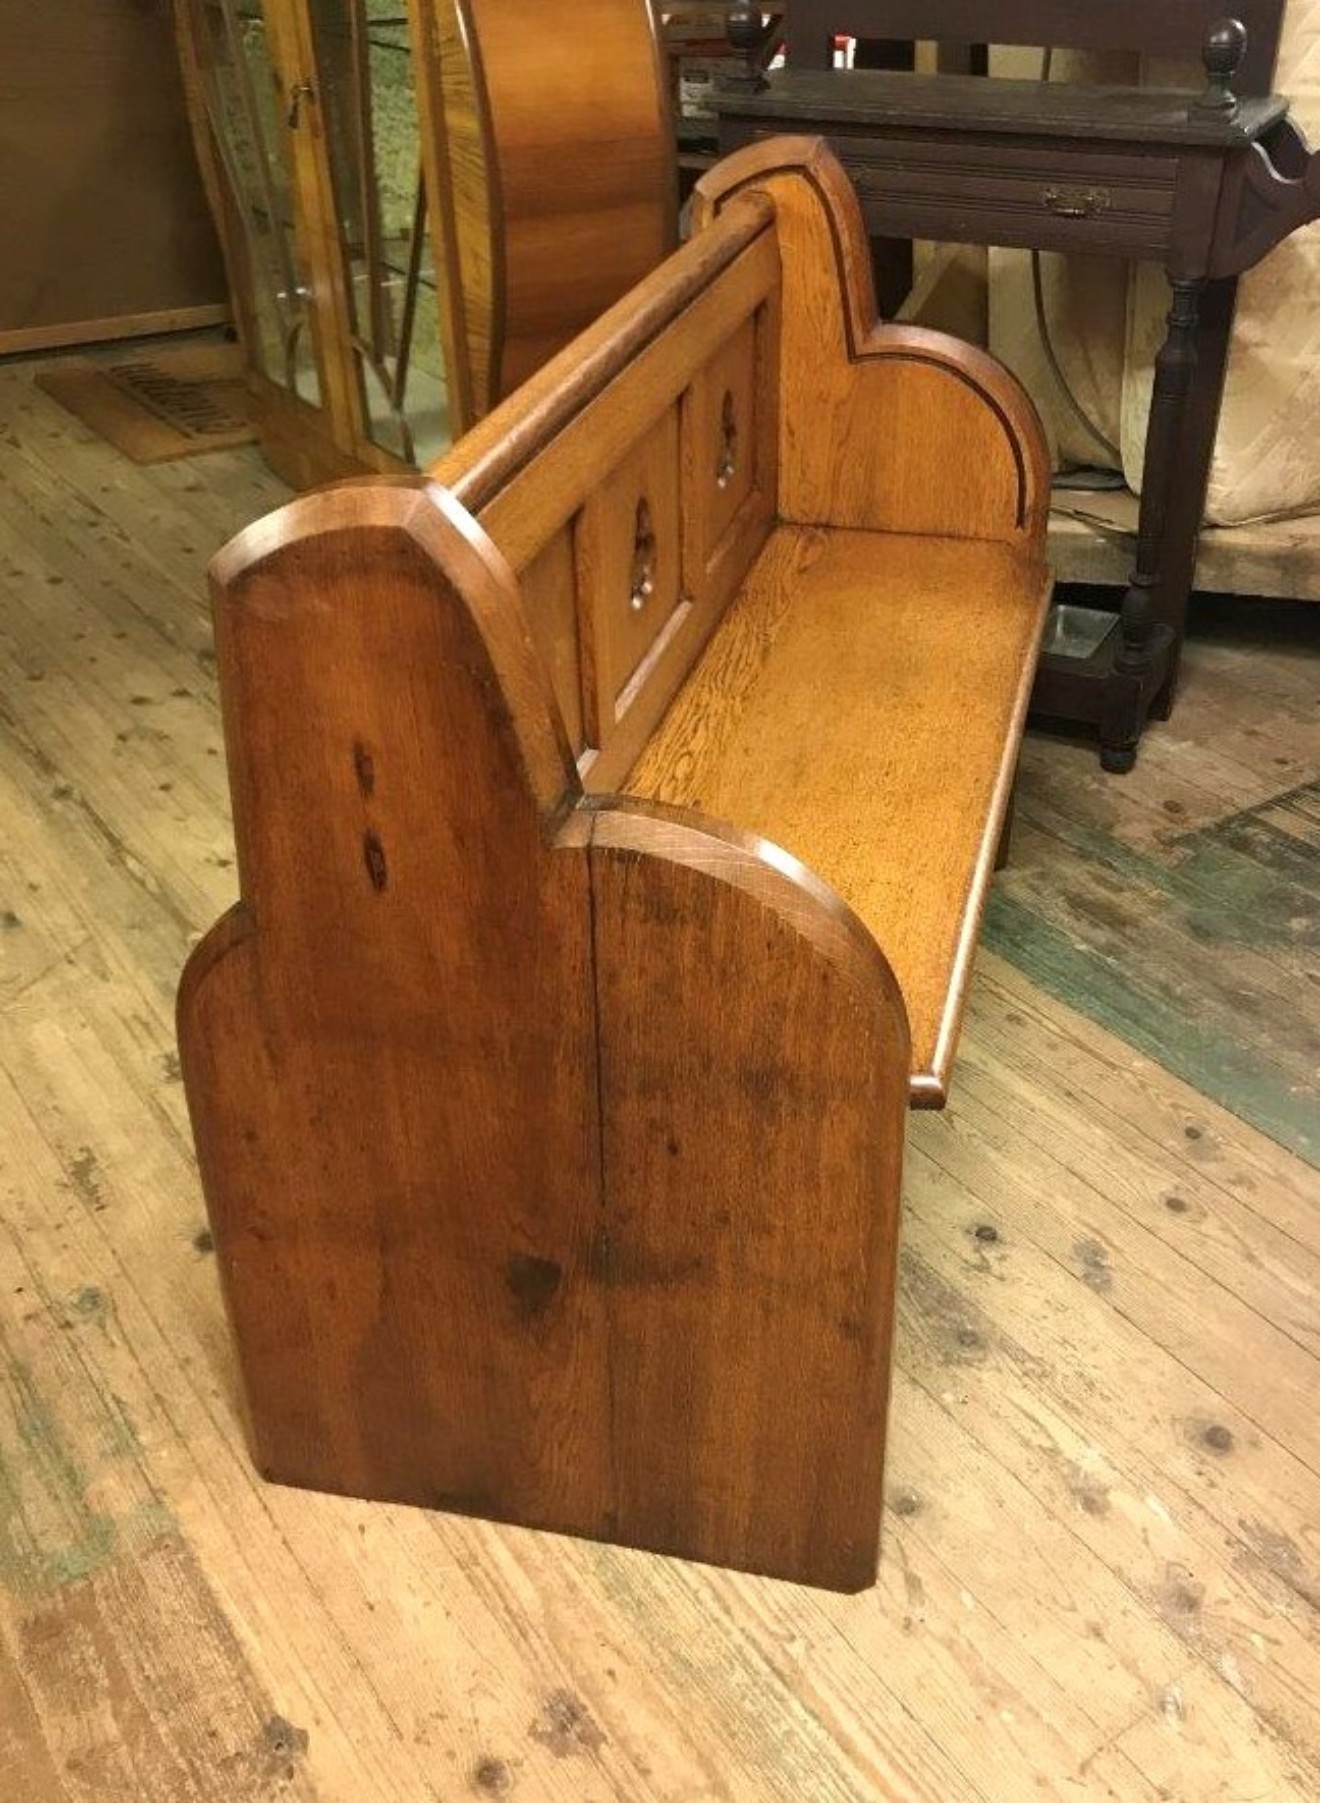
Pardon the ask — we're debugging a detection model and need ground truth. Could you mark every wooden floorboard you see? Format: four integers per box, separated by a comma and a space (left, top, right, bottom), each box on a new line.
986, 618, 1320, 1162
1, 355, 1318, 1800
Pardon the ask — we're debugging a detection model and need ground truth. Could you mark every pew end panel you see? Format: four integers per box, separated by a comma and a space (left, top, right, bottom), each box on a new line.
694, 136, 1053, 550
587, 797, 910, 1589
179, 481, 912, 1589
178, 485, 613, 1530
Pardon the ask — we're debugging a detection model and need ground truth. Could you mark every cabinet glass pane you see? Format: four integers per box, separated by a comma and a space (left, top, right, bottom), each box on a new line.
185, 0, 321, 404
309, 1, 451, 463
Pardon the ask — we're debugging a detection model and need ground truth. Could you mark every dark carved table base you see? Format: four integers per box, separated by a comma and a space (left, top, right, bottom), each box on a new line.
1032, 618, 1176, 774
1036, 274, 1203, 771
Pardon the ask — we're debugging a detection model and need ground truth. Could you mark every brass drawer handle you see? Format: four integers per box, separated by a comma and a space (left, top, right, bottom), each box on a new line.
1041, 185, 1111, 220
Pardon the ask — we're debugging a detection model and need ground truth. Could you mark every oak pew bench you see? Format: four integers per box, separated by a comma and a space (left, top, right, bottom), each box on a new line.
178, 138, 1052, 1593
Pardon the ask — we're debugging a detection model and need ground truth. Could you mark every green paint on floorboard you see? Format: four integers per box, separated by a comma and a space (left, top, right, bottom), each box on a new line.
0, 1356, 118, 1598
983, 892, 1318, 1168
1028, 784, 1319, 962
985, 772, 1319, 1165
1193, 813, 1320, 917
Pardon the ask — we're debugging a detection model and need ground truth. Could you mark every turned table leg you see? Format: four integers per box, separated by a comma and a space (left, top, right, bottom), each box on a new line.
1147, 276, 1240, 720
1100, 275, 1204, 774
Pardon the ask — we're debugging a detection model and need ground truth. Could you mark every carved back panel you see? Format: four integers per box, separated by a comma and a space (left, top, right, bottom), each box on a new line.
428, 190, 782, 790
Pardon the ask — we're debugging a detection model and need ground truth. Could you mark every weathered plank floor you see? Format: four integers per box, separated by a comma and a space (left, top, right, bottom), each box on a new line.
1, 351, 1317, 1802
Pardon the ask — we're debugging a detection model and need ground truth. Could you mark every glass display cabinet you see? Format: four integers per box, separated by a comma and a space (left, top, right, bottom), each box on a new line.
174, 0, 677, 488
309, 3, 453, 464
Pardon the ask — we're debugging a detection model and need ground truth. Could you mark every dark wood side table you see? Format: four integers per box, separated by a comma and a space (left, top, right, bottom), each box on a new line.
713, 26, 1320, 768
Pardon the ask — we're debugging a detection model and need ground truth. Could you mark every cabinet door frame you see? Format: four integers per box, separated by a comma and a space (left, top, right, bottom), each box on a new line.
307, 0, 472, 463
173, 0, 379, 468
406, 0, 483, 434
262, 0, 376, 459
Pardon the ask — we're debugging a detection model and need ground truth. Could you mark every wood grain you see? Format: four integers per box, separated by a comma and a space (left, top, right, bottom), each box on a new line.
627, 525, 1052, 1103
429, 191, 780, 794
462, 0, 678, 400
181, 483, 612, 1530
409, 0, 677, 426
588, 799, 909, 1590
173, 0, 676, 476
578, 408, 685, 727
429, 195, 778, 548
406, 0, 496, 427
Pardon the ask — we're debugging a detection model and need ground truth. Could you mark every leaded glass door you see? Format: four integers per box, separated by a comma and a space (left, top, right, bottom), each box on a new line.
179, 0, 327, 409
306, 1, 456, 463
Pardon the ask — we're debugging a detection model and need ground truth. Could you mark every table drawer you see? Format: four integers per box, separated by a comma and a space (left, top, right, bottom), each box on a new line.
737, 126, 1178, 260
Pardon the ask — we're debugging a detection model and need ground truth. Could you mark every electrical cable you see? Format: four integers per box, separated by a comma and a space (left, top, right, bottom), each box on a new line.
1029, 47, 1124, 467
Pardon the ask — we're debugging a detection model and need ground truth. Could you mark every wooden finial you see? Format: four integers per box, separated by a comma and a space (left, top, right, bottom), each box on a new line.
1194, 17, 1248, 116
721, 4, 770, 94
